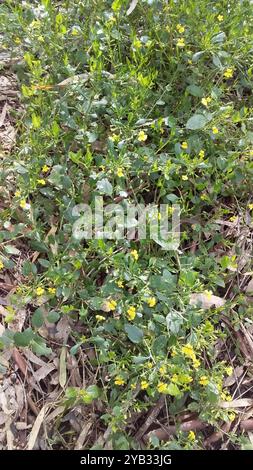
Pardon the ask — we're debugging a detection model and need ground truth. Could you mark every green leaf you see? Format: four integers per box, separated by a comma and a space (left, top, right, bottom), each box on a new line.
22, 260, 37, 276
14, 329, 34, 347
186, 114, 208, 130
124, 324, 143, 344
166, 311, 184, 335
166, 383, 181, 397
31, 336, 52, 356
4, 245, 20, 255
32, 308, 44, 328
186, 84, 204, 97
96, 178, 113, 196
47, 311, 60, 323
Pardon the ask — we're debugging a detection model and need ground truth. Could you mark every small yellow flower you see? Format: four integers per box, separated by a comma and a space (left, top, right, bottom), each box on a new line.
106, 299, 117, 311
14, 37, 21, 44
204, 289, 213, 300
137, 130, 148, 142
20, 199, 27, 209
199, 149, 205, 158
172, 374, 179, 383
0, 261, 4, 270
131, 383, 137, 390
117, 168, 124, 177
109, 133, 120, 142
177, 38, 185, 48
201, 96, 211, 107
48, 287, 56, 294
229, 215, 237, 222
225, 366, 233, 376
192, 358, 201, 369
181, 141, 188, 150
127, 306, 136, 321
228, 411, 236, 422
36, 286, 45, 296
116, 280, 124, 288
14, 190, 21, 197
224, 68, 233, 79
217, 14, 224, 22
159, 365, 167, 376
182, 175, 188, 181
42, 165, 50, 173
130, 249, 139, 261
182, 344, 196, 360
212, 126, 219, 135
188, 431, 196, 441
96, 315, 105, 322
37, 179, 46, 185
146, 297, 156, 307
157, 382, 168, 393
248, 203, 253, 210
176, 23, 185, 33
147, 361, 153, 369
140, 380, 149, 390
114, 376, 125, 386
199, 375, 209, 386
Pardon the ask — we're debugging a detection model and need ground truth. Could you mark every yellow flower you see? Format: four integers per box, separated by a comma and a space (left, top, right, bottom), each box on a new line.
181, 141, 188, 150
140, 380, 149, 390
225, 366, 233, 376
188, 431, 196, 441
147, 362, 153, 369
14, 190, 21, 197
130, 249, 139, 261
228, 412, 236, 422
133, 39, 142, 49
217, 14, 224, 22
106, 299, 117, 311
20, 199, 27, 209
176, 23, 185, 33
42, 165, 50, 173
0, 261, 4, 270
229, 215, 237, 222
116, 280, 124, 288
182, 344, 196, 360
172, 374, 179, 383
224, 68, 233, 79
212, 126, 219, 134
199, 149, 205, 158
177, 38, 185, 48
192, 359, 201, 369
96, 315, 105, 322
37, 179, 46, 185
182, 175, 188, 181
159, 365, 167, 376
157, 382, 168, 393
146, 297, 156, 307
117, 168, 124, 177
127, 306, 136, 321
109, 133, 120, 142
131, 383, 137, 390
48, 287, 56, 294
204, 289, 213, 300
36, 287, 45, 296
14, 37, 21, 44
248, 203, 253, 210
199, 375, 209, 386
201, 96, 211, 107
137, 130, 148, 142
114, 376, 125, 386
